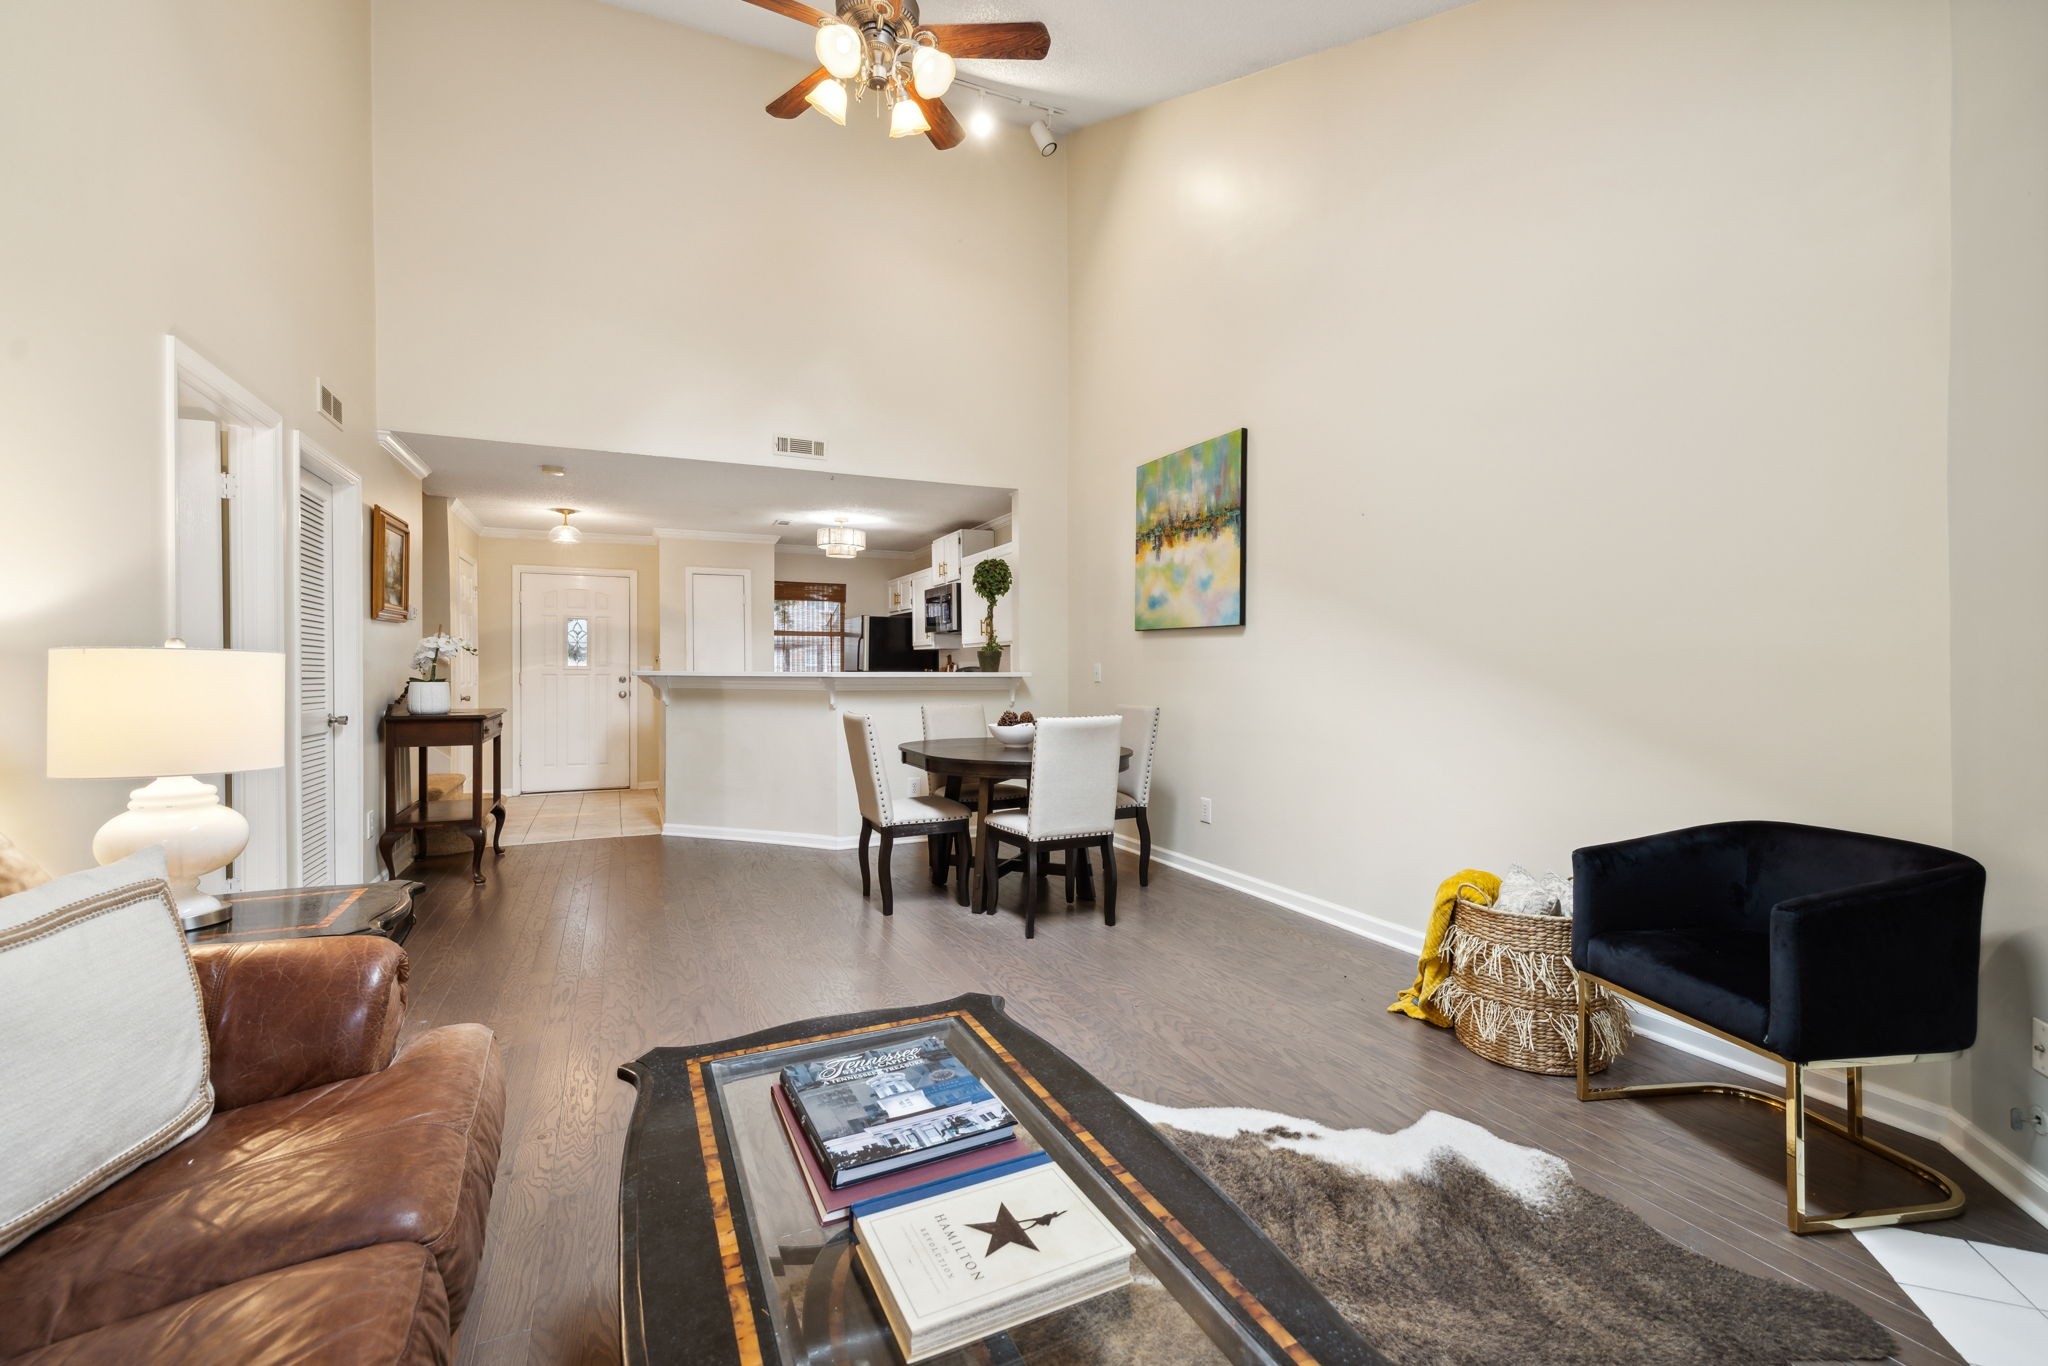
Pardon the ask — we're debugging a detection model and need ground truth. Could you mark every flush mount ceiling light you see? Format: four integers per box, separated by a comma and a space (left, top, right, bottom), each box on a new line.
817, 517, 867, 558
752, 0, 1051, 152
548, 508, 583, 544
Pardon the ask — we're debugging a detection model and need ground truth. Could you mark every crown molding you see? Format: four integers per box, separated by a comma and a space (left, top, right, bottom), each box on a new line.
652, 528, 782, 544
777, 544, 926, 561
376, 430, 431, 479
448, 498, 484, 536
479, 527, 656, 545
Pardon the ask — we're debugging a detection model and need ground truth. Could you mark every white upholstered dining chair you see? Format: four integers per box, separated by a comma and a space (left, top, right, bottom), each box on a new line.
844, 713, 970, 914
1115, 705, 1161, 886
980, 715, 1121, 938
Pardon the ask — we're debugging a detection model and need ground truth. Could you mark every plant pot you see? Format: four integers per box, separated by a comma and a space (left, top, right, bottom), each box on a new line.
977, 644, 1006, 672
406, 679, 451, 715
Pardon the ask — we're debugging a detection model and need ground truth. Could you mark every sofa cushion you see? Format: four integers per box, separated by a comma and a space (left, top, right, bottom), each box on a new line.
7, 1242, 450, 1366
0, 849, 213, 1256
0, 1023, 504, 1356
1582, 928, 1771, 1046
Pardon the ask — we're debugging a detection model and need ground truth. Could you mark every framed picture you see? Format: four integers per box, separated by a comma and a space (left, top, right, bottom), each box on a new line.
371, 505, 411, 622
1134, 428, 1246, 630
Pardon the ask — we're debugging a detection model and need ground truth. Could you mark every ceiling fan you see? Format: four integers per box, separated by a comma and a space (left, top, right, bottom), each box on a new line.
744, 0, 1051, 150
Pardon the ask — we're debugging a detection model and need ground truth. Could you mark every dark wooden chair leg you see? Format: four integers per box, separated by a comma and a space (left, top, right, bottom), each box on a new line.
1101, 837, 1118, 926
878, 831, 895, 917
858, 819, 873, 898
1135, 808, 1151, 886
953, 824, 970, 906
1024, 843, 1040, 938
1064, 849, 1076, 904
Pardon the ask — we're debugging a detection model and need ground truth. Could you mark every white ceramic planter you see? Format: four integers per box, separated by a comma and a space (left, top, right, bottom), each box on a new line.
406, 679, 452, 715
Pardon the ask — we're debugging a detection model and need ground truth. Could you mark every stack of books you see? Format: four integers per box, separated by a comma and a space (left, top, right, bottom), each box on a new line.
776, 1036, 1134, 1360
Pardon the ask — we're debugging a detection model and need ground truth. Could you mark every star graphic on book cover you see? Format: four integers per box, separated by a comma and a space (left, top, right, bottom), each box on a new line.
966, 1203, 1066, 1256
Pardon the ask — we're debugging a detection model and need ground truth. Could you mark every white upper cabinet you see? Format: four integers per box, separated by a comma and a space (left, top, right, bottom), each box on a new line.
930, 528, 996, 585
959, 544, 1016, 647
885, 574, 915, 614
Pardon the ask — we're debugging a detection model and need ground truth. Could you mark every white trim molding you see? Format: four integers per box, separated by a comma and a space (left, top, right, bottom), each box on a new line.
660, 823, 858, 851
376, 430, 431, 479
653, 528, 781, 544
448, 498, 484, 535
777, 543, 928, 561
1111, 832, 2048, 1230
480, 526, 655, 545
639, 670, 1028, 709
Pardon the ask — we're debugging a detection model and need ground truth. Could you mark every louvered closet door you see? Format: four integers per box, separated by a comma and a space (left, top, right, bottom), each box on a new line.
295, 471, 341, 884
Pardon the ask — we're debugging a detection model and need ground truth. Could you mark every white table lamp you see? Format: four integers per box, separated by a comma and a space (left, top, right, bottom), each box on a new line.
47, 645, 286, 929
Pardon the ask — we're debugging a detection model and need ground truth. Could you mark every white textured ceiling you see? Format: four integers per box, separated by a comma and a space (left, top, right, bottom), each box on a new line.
407, 433, 1012, 552
600, 0, 1474, 129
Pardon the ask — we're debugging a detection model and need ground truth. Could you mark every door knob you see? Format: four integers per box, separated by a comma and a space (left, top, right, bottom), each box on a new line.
617, 690, 630, 699
327, 714, 349, 728
618, 675, 627, 683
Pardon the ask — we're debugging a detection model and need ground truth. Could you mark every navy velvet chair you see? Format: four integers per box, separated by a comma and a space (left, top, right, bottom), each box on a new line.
1571, 821, 1983, 1234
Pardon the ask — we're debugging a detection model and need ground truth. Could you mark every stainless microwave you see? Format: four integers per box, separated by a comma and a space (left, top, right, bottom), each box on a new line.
923, 581, 961, 635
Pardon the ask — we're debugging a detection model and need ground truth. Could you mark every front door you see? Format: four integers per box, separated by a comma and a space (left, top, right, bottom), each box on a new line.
518, 570, 632, 792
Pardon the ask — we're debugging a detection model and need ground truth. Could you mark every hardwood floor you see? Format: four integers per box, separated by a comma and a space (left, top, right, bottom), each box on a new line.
398, 834, 2047, 1365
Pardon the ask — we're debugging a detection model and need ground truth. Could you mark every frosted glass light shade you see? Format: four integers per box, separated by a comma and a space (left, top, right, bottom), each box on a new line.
47, 648, 285, 779
890, 96, 931, 139
817, 524, 866, 558
548, 522, 584, 544
912, 46, 955, 99
814, 20, 864, 80
805, 78, 848, 125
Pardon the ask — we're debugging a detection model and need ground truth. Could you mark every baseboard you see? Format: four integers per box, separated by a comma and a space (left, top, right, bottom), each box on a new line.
660, 822, 859, 851
633, 780, 660, 791
1116, 832, 2048, 1229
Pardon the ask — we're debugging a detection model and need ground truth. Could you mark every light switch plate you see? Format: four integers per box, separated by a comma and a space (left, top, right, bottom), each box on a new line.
2034, 1018, 2048, 1079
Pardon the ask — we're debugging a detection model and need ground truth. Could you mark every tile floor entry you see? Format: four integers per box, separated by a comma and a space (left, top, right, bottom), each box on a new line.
1857, 1227, 2048, 1365
498, 789, 661, 846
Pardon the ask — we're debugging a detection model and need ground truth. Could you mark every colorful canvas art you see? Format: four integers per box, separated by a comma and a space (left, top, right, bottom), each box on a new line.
1134, 428, 1246, 630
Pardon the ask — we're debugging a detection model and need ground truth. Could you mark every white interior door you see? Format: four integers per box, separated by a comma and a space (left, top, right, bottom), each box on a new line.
294, 470, 341, 884
518, 570, 632, 792
686, 568, 750, 671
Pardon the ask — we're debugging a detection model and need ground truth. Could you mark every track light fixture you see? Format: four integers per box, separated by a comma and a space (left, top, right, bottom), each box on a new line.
1029, 117, 1058, 157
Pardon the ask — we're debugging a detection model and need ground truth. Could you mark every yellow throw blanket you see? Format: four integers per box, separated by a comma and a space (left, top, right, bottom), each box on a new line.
1388, 868, 1501, 1026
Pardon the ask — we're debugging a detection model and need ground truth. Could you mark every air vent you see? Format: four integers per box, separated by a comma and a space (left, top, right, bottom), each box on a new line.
774, 435, 826, 459
317, 381, 344, 430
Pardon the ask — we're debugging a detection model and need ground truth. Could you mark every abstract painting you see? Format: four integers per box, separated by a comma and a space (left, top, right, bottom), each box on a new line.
1135, 428, 1246, 630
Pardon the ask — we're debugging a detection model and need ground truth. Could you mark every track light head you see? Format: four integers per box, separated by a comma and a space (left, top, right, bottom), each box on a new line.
1029, 118, 1058, 157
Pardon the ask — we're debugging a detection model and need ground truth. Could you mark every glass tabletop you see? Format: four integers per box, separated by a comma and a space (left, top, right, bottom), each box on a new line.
703, 1016, 1262, 1365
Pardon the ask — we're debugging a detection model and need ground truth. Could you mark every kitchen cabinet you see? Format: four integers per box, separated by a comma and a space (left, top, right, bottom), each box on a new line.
885, 574, 916, 615
958, 544, 1016, 646
930, 529, 996, 585
907, 568, 938, 649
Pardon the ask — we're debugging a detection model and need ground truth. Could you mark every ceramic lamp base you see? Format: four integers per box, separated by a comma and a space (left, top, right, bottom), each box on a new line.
91, 775, 249, 931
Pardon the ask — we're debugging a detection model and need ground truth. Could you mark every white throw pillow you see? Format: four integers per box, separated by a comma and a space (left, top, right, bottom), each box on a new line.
0, 848, 214, 1254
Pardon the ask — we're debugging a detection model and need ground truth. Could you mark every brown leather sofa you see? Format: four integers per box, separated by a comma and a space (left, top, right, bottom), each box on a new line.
0, 937, 504, 1364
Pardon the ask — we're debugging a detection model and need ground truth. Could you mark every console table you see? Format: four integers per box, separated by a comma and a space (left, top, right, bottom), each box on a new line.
378, 707, 506, 884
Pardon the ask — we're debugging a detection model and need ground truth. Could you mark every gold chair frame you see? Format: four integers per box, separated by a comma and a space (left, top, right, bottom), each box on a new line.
1575, 972, 1965, 1235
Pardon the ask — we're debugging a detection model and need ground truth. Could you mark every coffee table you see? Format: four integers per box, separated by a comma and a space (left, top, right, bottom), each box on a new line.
617, 994, 1385, 1365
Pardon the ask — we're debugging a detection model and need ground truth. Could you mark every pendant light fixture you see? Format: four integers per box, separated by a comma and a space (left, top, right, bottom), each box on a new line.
548, 508, 583, 545
817, 517, 867, 559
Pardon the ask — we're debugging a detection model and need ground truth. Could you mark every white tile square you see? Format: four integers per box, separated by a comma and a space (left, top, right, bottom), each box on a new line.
1975, 1241, 2048, 1313
1858, 1228, 2030, 1305
1901, 1287, 2048, 1366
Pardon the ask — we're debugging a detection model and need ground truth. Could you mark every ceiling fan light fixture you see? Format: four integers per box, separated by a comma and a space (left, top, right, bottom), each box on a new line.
889, 94, 931, 140
911, 45, 955, 99
814, 19, 865, 81
548, 507, 583, 545
804, 77, 848, 125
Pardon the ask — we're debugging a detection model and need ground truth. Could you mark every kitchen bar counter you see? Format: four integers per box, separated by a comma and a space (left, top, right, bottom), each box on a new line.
638, 671, 1037, 849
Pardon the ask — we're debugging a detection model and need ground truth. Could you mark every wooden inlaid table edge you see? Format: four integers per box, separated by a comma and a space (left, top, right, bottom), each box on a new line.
184, 879, 423, 946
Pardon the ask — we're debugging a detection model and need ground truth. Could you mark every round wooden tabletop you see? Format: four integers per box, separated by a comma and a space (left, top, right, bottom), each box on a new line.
898, 737, 1132, 778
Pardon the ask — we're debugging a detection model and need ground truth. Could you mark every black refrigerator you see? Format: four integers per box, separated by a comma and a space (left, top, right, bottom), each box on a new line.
843, 615, 937, 672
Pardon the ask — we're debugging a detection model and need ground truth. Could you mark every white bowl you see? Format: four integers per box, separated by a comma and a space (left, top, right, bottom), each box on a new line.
989, 721, 1036, 748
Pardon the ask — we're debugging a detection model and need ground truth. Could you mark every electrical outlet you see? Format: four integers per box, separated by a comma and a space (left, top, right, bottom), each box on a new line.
1199, 797, 1213, 824
2034, 1018, 2048, 1079
2012, 1105, 2048, 1136
366, 809, 377, 833
1093, 663, 1103, 683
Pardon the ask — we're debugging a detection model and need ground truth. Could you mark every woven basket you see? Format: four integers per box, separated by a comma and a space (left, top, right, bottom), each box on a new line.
1435, 891, 1632, 1076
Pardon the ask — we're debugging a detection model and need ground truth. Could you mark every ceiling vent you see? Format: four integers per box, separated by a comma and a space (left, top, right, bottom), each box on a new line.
774, 435, 826, 459
317, 382, 344, 430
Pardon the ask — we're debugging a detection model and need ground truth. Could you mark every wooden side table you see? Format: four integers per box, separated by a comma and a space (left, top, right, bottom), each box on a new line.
185, 880, 421, 947
379, 706, 506, 884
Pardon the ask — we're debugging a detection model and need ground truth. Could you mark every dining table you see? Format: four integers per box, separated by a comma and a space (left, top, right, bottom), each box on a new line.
897, 736, 1132, 914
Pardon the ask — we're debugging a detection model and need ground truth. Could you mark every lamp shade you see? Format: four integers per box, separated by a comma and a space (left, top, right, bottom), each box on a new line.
47, 648, 286, 779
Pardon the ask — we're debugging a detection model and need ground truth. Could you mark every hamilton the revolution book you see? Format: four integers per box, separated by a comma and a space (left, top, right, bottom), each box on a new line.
779, 1035, 1017, 1189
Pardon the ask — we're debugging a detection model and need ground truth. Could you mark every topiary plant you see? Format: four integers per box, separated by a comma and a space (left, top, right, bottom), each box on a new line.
971, 556, 1013, 651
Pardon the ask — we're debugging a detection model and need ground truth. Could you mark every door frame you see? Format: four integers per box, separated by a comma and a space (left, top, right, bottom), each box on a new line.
290, 432, 365, 883
683, 567, 753, 671
511, 564, 639, 794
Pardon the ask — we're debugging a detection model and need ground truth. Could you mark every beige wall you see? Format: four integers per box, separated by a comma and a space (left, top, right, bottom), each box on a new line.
0, 0, 417, 876
657, 536, 777, 672
1067, 0, 1954, 948
772, 550, 916, 620
370, 0, 1069, 709
1948, 0, 2048, 1182
474, 536, 662, 787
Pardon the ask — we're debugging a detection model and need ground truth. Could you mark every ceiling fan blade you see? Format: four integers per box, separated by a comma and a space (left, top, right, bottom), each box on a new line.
923, 22, 1051, 61
766, 67, 831, 119
739, 0, 831, 25
915, 92, 964, 150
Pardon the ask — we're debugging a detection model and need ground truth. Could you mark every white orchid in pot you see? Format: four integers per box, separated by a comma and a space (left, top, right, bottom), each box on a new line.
406, 631, 476, 715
